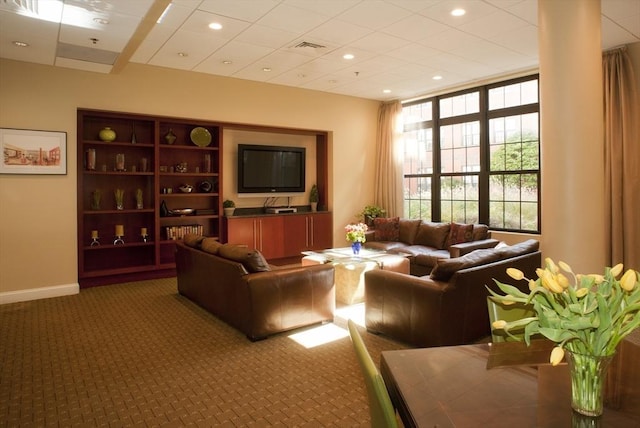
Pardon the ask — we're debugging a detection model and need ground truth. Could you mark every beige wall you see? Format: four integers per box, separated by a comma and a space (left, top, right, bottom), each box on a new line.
0, 59, 379, 294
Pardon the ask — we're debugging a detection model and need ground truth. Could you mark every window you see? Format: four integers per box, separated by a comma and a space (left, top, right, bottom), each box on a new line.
401, 76, 540, 233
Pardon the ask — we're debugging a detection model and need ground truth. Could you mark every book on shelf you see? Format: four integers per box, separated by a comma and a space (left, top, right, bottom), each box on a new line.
165, 224, 204, 240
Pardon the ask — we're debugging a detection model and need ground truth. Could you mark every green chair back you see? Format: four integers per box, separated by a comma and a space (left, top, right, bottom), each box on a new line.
347, 319, 398, 428
487, 296, 535, 343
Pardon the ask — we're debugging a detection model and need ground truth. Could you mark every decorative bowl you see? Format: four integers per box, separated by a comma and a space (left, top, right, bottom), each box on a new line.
179, 184, 193, 193
169, 208, 195, 216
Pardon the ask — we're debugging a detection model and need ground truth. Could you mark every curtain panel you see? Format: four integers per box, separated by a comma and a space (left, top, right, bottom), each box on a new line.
603, 48, 640, 270
374, 101, 403, 217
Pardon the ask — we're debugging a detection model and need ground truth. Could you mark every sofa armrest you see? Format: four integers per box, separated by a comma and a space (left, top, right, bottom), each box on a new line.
365, 269, 458, 347
449, 238, 500, 258
244, 264, 335, 339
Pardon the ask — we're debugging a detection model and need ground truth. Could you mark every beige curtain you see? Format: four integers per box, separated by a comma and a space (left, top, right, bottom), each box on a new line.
374, 101, 403, 217
603, 47, 640, 270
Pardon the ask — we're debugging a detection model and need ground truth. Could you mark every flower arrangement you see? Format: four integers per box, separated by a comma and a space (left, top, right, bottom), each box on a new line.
489, 258, 640, 364
345, 223, 368, 243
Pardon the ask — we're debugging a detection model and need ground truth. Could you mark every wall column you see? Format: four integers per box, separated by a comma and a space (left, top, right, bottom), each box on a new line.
538, 0, 605, 272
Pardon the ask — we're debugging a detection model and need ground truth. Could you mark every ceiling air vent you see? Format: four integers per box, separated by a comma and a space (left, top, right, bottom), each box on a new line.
293, 41, 326, 49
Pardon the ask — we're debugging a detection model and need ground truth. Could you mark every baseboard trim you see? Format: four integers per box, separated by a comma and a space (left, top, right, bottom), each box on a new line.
0, 283, 79, 305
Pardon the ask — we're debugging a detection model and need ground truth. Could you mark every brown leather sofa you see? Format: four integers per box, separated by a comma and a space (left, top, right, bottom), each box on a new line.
364, 239, 541, 348
364, 218, 499, 276
175, 236, 335, 341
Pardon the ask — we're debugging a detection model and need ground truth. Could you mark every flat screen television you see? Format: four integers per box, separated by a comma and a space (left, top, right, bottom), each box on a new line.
237, 144, 306, 195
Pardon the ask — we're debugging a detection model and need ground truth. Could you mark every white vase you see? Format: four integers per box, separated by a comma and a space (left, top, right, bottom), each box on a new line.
224, 207, 235, 217
311, 202, 318, 212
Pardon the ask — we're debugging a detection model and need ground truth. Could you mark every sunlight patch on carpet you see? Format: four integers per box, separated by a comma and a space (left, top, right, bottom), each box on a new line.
288, 323, 349, 348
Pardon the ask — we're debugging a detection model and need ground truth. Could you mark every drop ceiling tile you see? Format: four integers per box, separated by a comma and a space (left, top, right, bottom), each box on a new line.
459, 10, 530, 39
601, 16, 640, 48
179, 10, 250, 38
418, 0, 499, 27
256, 3, 330, 34
487, 25, 538, 57
148, 29, 228, 70
385, 43, 442, 63
348, 31, 411, 55
381, 13, 449, 41
198, 0, 281, 22
283, 0, 359, 18
305, 19, 372, 46
337, 0, 412, 30
194, 40, 274, 75
235, 24, 299, 49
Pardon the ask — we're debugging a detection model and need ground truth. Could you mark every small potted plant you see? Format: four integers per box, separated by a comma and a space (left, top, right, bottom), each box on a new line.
359, 205, 386, 226
223, 199, 236, 217
309, 184, 319, 212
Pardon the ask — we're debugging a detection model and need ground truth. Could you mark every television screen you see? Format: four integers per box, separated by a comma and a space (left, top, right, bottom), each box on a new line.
237, 144, 305, 194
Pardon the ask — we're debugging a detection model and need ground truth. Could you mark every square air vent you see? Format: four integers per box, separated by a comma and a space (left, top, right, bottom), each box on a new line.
293, 41, 327, 49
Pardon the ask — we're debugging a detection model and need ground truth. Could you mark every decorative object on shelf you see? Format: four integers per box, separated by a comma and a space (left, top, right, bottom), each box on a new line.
135, 188, 143, 209
115, 153, 125, 171
141, 227, 148, 243
114, 224, 124, 245
140, 157, 148, 172
489, 259, 639, 417
309, 184, 319, 212
170, 208, 195, 216
160, 200, 169, 217
198, 180, 212, 193
175, 162, 188, 173
114, 188, 124, 210
164, 128, 176, 145
131, 124, 137, 144
345, 223, 368, 255
358, 205, 386, 227
90, 230, 100, 246
204, 153, 211, 173
86, 149, 96, 170
223, 199, 235, 217
190, 126, 212, 147
179, 184, 193, 193
162, 187, 173, 194
98, 127, 116, 142
91, 190, 101, 210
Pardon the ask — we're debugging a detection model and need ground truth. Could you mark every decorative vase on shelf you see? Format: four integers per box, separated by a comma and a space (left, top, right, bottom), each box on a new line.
351, 241, 361, 255
565, 350, 614, 417
165, 128, 177, 145
98, 127, 116, 142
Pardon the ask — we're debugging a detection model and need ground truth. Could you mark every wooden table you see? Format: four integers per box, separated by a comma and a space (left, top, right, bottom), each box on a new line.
380, 339, 640, 427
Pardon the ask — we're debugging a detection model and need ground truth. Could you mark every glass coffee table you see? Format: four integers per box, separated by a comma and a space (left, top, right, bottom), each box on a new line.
302, 247, 409, 305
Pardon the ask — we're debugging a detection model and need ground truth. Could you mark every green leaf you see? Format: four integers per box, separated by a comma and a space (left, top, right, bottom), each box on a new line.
538, 327, 576, 342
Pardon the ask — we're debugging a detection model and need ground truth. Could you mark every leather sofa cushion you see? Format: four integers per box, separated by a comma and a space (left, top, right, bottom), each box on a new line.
447, 222, 474, 247
374, 217, 400, 241
415, 222, 451, 249
201, 238, 223, 254
365, 241, 407, 252
218, 244, 271, 273
399, 219, 421, 244
413, 250, 450, 268
472, 224, 489, 241
495, 239, 540, 258
184, 234, 206, 248
430, 248, 502, 281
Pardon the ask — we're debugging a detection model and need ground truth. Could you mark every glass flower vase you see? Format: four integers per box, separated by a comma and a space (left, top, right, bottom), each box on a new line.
565, 350, 614, 417
351, 241, 361, 255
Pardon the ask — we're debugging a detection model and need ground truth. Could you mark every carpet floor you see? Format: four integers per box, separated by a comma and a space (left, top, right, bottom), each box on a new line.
0, 277, 406, 427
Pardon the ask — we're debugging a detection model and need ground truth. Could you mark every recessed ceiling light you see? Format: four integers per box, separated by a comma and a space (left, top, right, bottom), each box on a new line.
222, 60, 232, 65
262, 67, 272, 72
383, 89, 391, 94
13, 41, 29, 47
178, 52, 188, 57
433, 75, 443, 80
208, 22, 222, 30
451, 8, 466, 17
93, 17, 109, 25
343, 53, 354, 60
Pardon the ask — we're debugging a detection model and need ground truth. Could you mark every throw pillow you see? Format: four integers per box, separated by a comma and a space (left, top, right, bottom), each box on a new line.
399, 219, 422, 244
218, 244, 271, 273
447, 222, 473, 247
374, 217, 400, 241
414, 222, 451, 249
183, 234, 205, 248
201, 238, 223, 254
472, 224, 489, 241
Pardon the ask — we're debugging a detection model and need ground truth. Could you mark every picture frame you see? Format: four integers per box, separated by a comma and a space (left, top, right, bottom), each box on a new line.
0, 128, 67, 175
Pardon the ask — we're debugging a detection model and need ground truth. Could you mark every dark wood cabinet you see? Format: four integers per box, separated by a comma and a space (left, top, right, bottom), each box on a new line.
227, 212, 332, 260
77, 109, 221, 287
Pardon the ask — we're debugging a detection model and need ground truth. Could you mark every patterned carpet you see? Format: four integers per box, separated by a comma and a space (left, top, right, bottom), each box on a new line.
0, 278, 406, 427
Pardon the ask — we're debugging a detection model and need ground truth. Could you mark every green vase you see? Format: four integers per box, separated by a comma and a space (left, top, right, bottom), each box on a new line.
565, 350, 614, 417
98, 127, 116, 142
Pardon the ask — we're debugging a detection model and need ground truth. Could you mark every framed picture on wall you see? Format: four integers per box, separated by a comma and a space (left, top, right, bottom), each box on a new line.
0, 128, 67, 175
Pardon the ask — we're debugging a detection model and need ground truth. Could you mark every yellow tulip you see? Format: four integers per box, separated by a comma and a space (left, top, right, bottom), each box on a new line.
558, 261, 573, 273
492, 320, 507, 329
545, 258, 559, 273
550, 346, 565, 366
542, 271, 563, 293
589, 274, 604, 284
507, 268, 524, 281
620, 269, 637, 291
575, 287, 589, 298
536, 268, 545, 278
557, 273, 570, 289
610, 263, 624, 277
529, 279, 537, 291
